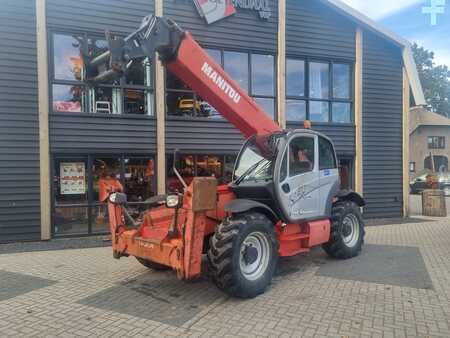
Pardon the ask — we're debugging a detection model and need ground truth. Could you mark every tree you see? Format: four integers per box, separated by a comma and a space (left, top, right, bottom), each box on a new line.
412, 43, 450, 118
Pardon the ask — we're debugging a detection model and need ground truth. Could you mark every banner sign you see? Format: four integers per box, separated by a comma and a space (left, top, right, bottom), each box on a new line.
60, 162, 86, 195
193, 0, 271, 24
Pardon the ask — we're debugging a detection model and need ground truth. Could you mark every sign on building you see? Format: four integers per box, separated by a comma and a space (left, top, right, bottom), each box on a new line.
60, 162, 86, 195
193, 0, 271, 24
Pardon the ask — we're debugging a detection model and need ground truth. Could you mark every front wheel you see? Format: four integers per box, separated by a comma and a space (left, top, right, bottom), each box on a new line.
323, 201, 365, 259
207, 212, 279, 298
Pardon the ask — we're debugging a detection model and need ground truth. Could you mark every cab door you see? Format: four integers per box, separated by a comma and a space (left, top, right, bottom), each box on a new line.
275, 134, 321, 222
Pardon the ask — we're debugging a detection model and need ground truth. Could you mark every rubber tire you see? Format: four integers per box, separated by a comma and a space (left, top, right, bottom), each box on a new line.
322, 201, 365, 259
207, 212, 279, 298
135, 257, 169, 271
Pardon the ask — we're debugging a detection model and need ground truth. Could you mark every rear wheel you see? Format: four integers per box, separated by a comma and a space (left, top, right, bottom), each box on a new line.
135, 257, 169, 271
208, 212, 278, 298
323, 201, 365, 259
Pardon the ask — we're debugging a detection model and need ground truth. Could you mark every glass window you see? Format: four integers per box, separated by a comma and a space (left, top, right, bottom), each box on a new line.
92, 157, 122, 203
332, 102, 351, 123
53, 34, 83, 81
53, 158, 88, 235
428, 136, 445, 149
197, 155, 222, 178
166, 91, 197, 117
52, 33, 154, 116
55, 159, 88, 205
91, 87, 122, 114
167, 154, 195, 192
251, 54, 274, 96
286, 59, 305, 97
53, 154, 158, 236
254, 97, 275, 119
124, 158, 155, 202
309, 62, 329, 99
285, 59, 353, 124
124, 89, 149, 115
333, 64, 351, 99
289, 137, 315, 176
125, 59, 151, 86
279, 151, 287, 182
205, 49, 222, 66
319, 137, 337, 170
53, 84, 84, 112
224, 51, 249, 93
54, 206, 89, 235
310, 101, 329, 122
224, 155, 237, 183
286, 100, 306, 122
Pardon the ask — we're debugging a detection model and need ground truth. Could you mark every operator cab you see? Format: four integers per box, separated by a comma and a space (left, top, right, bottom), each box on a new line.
230, 129, 340, 223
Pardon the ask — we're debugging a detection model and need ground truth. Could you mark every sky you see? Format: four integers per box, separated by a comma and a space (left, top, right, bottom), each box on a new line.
341, 0, 450, 67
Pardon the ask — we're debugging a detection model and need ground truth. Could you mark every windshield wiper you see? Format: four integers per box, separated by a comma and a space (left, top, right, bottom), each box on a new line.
234, 159, 267, 185
252, 161, 271, 180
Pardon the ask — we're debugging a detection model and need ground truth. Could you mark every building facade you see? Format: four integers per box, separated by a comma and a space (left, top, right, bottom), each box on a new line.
409, 107, 450, 179
0, 0, 425, 242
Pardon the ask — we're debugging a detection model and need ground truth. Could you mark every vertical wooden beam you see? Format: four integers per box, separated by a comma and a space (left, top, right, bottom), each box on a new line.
354, 28, 363, 195
402, 66, 410, 217
155, 0, 166, 194
277, 0, 286, 128
36, 0, 51, 240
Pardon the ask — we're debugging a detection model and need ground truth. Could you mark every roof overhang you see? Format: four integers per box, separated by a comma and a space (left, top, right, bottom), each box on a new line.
321, 0, 426, 106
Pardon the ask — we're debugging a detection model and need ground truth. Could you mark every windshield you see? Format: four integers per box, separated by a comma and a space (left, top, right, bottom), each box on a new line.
233, 138, 273, 184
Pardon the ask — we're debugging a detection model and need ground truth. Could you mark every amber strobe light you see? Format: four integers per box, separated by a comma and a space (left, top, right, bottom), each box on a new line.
304, 120, 311, 129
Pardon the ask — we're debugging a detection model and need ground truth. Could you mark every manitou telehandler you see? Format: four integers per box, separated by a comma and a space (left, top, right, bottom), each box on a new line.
89, 15, 366, 298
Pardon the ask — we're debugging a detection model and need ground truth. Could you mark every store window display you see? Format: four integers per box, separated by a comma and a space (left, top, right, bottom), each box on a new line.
52, 155, 156, 236
52, 33, 154, 115
53, 158, 89, 235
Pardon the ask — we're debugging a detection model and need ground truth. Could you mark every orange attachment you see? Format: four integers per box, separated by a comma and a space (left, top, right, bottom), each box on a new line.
108, 177, 224, 280
277, 219, 331, 257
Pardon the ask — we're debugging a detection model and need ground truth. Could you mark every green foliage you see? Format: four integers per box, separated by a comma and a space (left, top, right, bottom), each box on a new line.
412, 43, 450, 118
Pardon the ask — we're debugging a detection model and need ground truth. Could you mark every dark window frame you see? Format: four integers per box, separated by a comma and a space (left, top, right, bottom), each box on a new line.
286, 56, 354, 124
49, 30, 155, 117
165, 46, 277, 121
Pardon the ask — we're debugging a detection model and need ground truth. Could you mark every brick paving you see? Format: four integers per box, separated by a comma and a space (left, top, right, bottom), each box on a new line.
0, 218, 449, 337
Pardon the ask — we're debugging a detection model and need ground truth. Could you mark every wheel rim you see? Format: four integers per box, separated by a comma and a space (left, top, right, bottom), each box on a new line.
341, 214, 360, 248
239, 231, 271, 281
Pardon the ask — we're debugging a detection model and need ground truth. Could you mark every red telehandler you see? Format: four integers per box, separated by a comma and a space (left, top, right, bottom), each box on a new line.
88, 15, 366, 298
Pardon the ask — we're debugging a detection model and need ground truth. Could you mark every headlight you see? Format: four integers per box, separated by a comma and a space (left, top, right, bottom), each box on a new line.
109, 193, 118, 203
166, 195, 180, 208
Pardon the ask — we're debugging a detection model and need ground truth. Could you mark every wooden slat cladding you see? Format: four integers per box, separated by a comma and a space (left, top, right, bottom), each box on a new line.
362, 30, 404, 218
0, 0, 40, 242
49, 114, 157, 154
164, 0, 278, 52
47, 0, 155, 34
286, 0, 356, 60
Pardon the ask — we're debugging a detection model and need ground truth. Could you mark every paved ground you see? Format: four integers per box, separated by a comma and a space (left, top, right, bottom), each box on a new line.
1, 218, 450, 338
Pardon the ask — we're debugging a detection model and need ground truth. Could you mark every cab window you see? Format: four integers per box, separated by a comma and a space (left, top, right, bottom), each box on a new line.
319, 137, 337, 170
289, 137, 315, 177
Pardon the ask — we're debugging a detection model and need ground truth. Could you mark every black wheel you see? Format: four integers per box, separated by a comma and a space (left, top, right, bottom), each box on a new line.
207, 212, 279, 298
322, 201, 365, 259
135, 257, 169, 271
